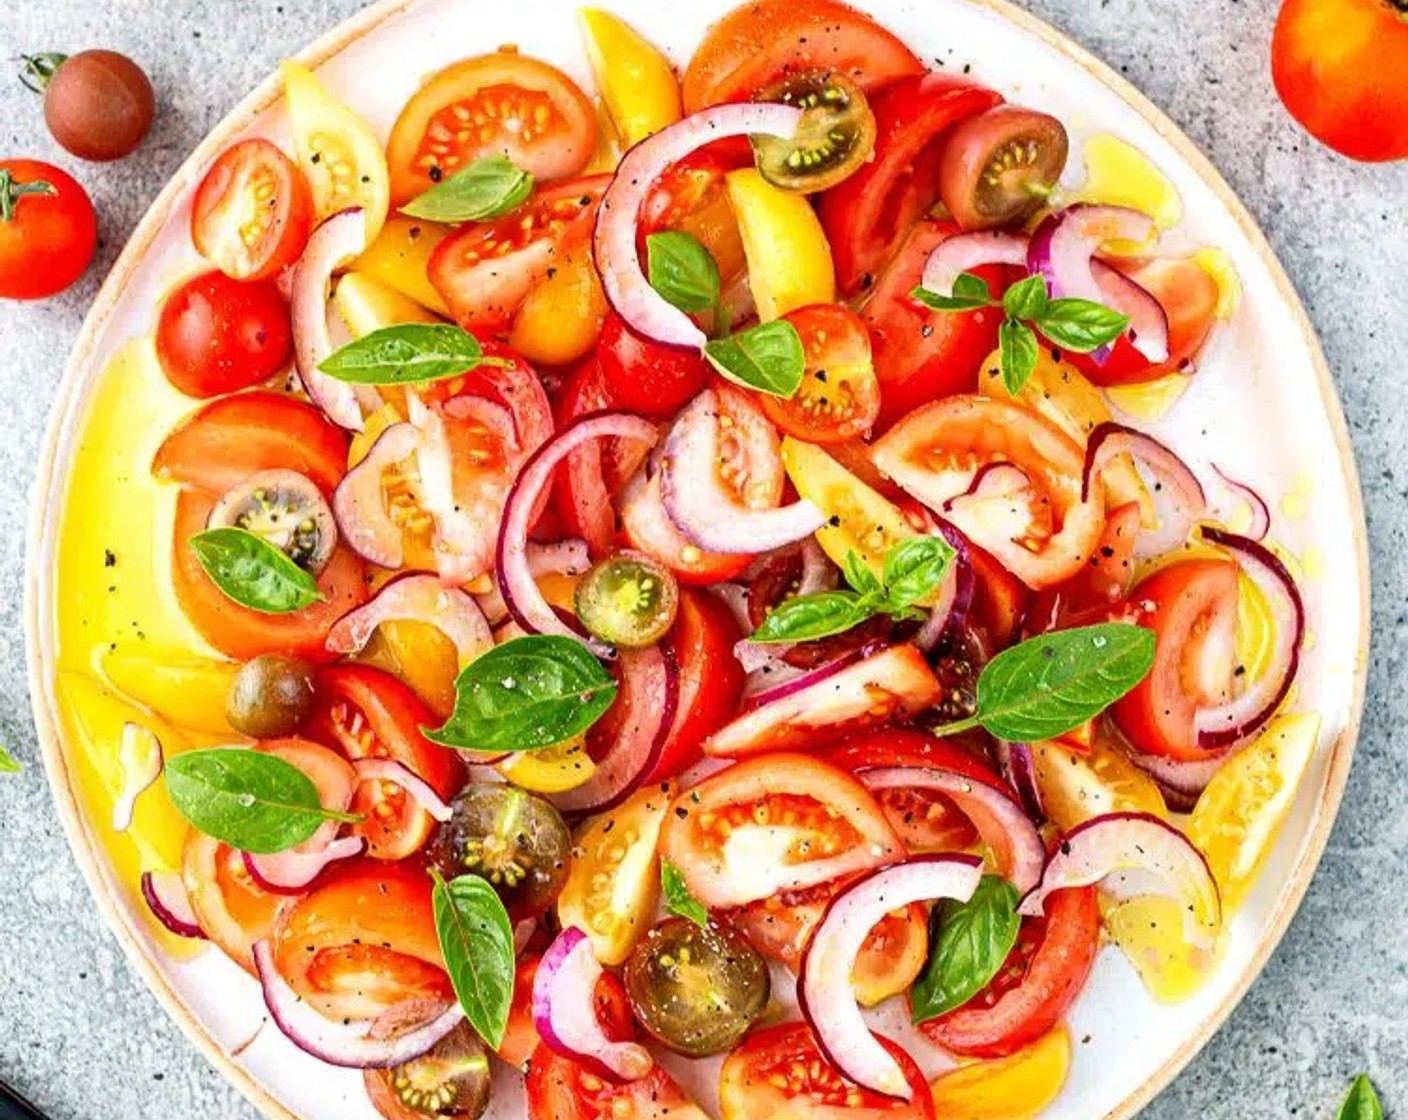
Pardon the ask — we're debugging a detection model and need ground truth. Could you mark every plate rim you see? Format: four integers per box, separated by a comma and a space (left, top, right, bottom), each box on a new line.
22, 1, 1371, 1117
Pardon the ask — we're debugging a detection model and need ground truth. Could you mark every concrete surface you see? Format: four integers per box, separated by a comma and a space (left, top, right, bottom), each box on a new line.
0, 1, 1403, 1117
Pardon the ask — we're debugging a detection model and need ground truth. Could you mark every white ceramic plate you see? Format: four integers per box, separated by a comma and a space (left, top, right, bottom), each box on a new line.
25, 1, 1370, 1118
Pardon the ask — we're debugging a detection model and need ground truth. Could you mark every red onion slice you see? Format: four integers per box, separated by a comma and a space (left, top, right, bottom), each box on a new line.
1083, 422, 1207, 557
1129, 748, 1229, 813
1092, 260, 1171, 363
497, 413, 658, 656
740, 647, 864, 709
532, 927, 653, 1081
112, 722, 163, 833
141, 870, 205, 940
476, 540, 591, 627
594, 104, 802, 350
548, 646, 678, 816
920, 231, 1029, 296
253, 941, 465, 1069
327, 574, 493, 666
660, 390, 824, 554
1018, 811, 1221, 949
994, 741, 1045, 822
857, 767, 1045, 893
352, 757, 454, 824
243, 836, 367, 895
333, 422, 420, 569
1194, 528, 1304, 750
292, 209, 367, 431
798, 855, 984, 1099
1213, 465, 1272, 542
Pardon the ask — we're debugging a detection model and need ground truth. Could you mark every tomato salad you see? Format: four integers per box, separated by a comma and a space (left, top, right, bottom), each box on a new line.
122, 4, 1316, 1118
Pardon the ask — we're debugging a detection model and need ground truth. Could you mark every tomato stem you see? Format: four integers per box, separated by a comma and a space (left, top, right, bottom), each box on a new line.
0, 169, 57, 223
17, 52, 67, 93
929, 714, 983, 737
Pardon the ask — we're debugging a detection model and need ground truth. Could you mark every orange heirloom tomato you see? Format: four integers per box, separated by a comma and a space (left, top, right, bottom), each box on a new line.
182, 829, 285, 974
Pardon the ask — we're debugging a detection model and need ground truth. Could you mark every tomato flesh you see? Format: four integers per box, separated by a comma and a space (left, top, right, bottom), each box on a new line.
761, 304, 881, 443
937, 106, 1069, 232
155, 271, 294, 399
191, 139, 314, 281
598, 313, 711, 419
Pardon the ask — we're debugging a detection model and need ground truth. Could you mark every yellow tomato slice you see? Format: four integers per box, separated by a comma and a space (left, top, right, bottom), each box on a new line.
580, 9, 683, 148
281, 61, 390, 244
101, 649, 241, 738
929, 1027, 1073, 1120
353, 214, 452, 315
1030, 736, 1167, 833
1187, 713, 1321, 913
1102, 893, 1223, 1003
497, 737, 597, 794
1105, 374, 1193, 423
508, 245, 608, 366
334, 271, 442, 339
556, 782, 672, 965
1076, 133, 1182, 234
725, 168, 835, 321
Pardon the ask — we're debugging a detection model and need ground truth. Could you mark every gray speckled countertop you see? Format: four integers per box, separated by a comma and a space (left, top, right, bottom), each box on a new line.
0, 1, 1403, 1117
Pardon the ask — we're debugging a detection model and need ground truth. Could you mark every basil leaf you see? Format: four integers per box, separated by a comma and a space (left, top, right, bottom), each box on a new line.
661, 859, 709, 929
164, 748, 361, 854
912, 876, 1021, 1024
1033, 298, 1130, 353
911, 282, 992, 312
949, 622, 1156, 742
1337, 1075, 1383, 1120
647, 230, 722, 315
319, 323, 496, 385
842, 551, 885, 599
999, 319, 1041, 395
427, 635, 619, 753
189, 528, 322, 614
400, 155, 534, 222
882, 536, 955, 609
952, 272, 993, 304
431, 871, 515, 1048
751, 590, 873, 644
1002, 273, 1049, 320
0, 746, 21, 773
704, 319, 805, 398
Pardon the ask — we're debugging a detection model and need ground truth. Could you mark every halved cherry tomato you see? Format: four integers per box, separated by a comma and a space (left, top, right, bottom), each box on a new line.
660, 754, 901, 909
0, 159, 96, 300
819, 74, 1003, 294
640, 147, 750, 289
387, 52, 597, 204
937, 106, 1069, 232
272, 858, 452, 1021
920, 886, 1099, 1059
761, 304, 880, 443
598, 312, 712, 419
682, 0, 925, 112
308, 665, 467, 860
644, 587, 746, 783
429, 176, 608, 335
1111, 558, 1242, 762
155, 272, 294, 399
191, 139, 314, 281
860, 221, 1008, 430
719, 1021, 934, 1120
182, 829, 283, 974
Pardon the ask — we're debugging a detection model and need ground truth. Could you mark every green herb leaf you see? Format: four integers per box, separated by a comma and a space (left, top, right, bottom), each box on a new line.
704, 319, 806, 398
882, 536, 955, 610
400, 155, 534, 223
188, 528, 322, 614
937, 622, 1156, 741
647, 230, 722, 315
910, 271, 994, 312
0, 746, 22, 773
661, 859, 710, 929
999, 318, 1041, 395
953, 272, 994, 304
164, 748, 361, 854
431, 870, 516, 1048
1337, 1075, 1383, 1120
842, 551, 885, 599
1002, 274, 1049, 321
751, 590, 874, 644
1033, 298, 1130, 354
319, 323, 501, 385
427, 635, 619, 753
912, 876, 1021, 1024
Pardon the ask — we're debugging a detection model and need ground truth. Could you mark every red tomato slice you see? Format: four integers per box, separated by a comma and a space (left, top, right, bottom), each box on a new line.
819, 74, 1003, 295
920, 886, 1099, 1059
191, 139, 314, 281
272, 859, 452, 1021
1027, 500, 1142, 634
598, 312, 712, 419
860, 221, 1007, 431
719, 1021, 934, 1120
660, 753, 901, 909
386, 53, 596, 203
1111, 558, 1242, 762
497, 955, 541, 1070
182, 829, 284, 975
155, 272, 295, 399
639, 147, 751, 290
682, 0, 925, 112
760, 304, 881, 444
429, 176, 608, 335
308, 665, 467, 860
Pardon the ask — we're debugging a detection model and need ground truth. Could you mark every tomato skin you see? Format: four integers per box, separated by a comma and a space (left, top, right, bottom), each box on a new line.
639, 147, 750, 286
1028, 501, 1141, 634
937, 106, 1070, 232
760, 305, 881, 444
819, 75, 1003, 295
191, 139, 314, 281
920, 886, 1099, 1059
155, 272, 294, 398
597, 313, 711, 418
0, 159, 96, 300
682, 0, 925, 112
1271, 0, 1408, 162
182, 829, 285, 975
498, 955, 541, 1069
309, 665, 467, 860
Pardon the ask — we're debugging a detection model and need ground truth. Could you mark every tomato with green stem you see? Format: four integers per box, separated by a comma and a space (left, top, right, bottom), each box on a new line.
0, 159, 96, 300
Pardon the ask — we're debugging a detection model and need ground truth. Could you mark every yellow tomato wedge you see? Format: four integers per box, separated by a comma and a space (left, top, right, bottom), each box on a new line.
725, 168, 835, 320
1030, 736, 1167, 833
362, 621, 462, 720
352, 215, 451, 315
1187, 713, 1321, 914
1193, 246, 1243, 320
580, 9, 683, 148
1105, 374, 1193, 423
348, 403, 404, 468
557, 782, 673, 965
508, 245, 608, 366
334, 271, 442, 338
101, 649, 241, 739
929, 1027, 1073, 1120
497, 737, 597, 794
1102, 893, 1223, 1003
280, 61, 390, 244
1077, 133, 1182, 235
